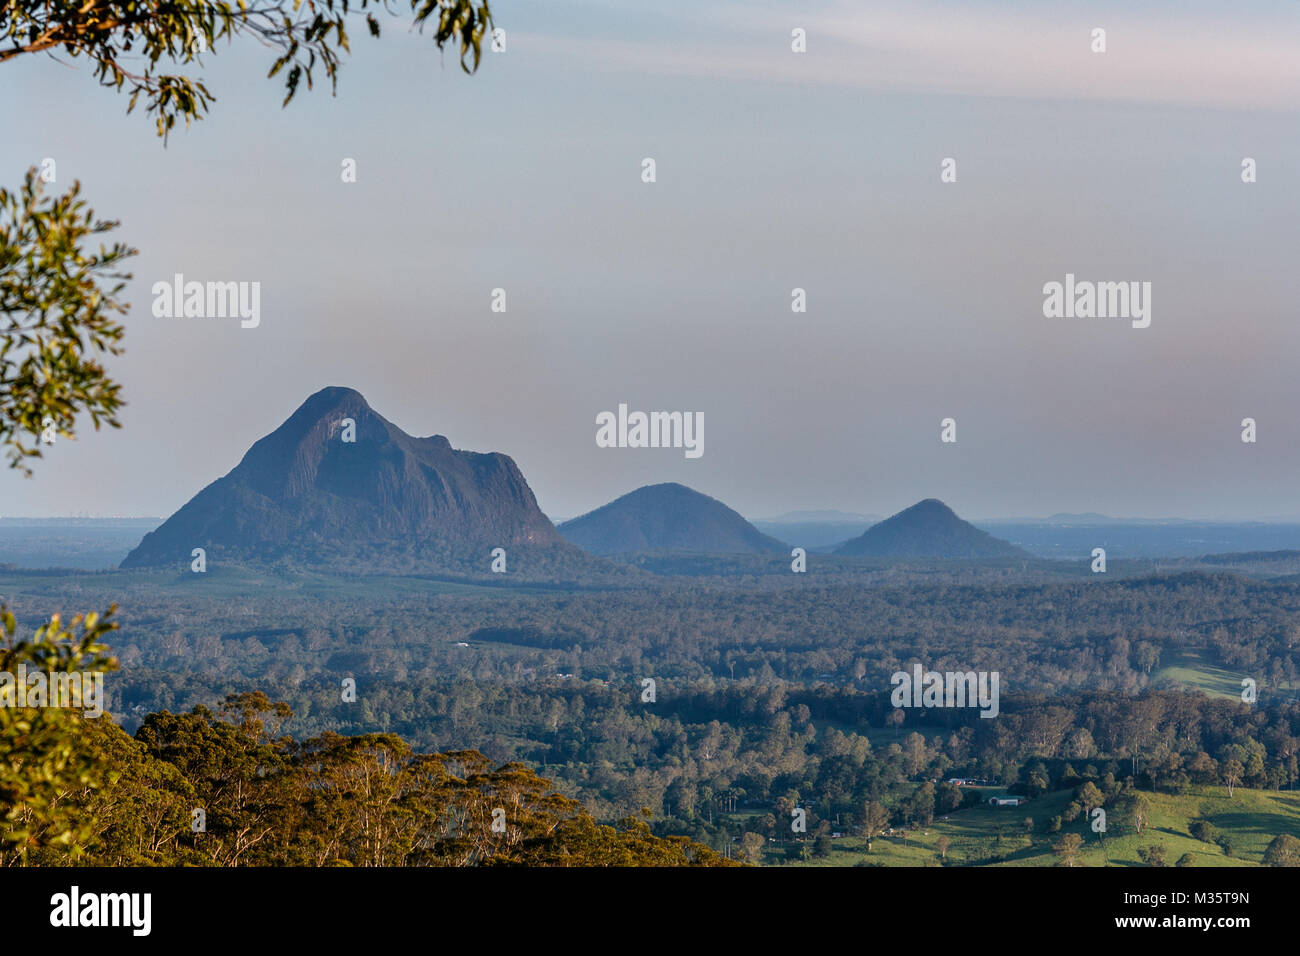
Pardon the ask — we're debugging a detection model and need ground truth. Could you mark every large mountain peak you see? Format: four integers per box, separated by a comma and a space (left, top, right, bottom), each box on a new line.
121, 388, 572, 573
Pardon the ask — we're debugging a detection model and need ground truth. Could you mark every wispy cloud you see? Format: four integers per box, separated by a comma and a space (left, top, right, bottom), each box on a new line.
518, 1, 1300, 111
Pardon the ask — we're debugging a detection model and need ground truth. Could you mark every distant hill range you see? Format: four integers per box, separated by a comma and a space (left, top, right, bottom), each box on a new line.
122, 389, 1293, 576
759, 509, 881, 525
752, 510, 880, 550
121, 387, 599, 577
834, 499, 1028, 559
559, 483, 786, 555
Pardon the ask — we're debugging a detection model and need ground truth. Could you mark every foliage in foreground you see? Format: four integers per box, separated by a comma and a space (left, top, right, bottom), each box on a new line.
1, 0, 494, 137
0, 173, 134, 474
0, 611, 731, 867
0, 603, 119, 863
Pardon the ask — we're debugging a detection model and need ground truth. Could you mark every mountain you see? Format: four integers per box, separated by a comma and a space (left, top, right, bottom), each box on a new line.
121, 386, 589, 575
559, 483, 787, 555
833, 499, 1028, 559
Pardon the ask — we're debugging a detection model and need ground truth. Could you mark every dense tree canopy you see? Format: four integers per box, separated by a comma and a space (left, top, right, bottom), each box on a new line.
9, 690, 733, 866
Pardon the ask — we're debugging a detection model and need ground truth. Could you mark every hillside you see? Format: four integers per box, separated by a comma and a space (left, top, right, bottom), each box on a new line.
559, 483, 787, 555
835, 499, 1027, 559
758, 785, 1299, 868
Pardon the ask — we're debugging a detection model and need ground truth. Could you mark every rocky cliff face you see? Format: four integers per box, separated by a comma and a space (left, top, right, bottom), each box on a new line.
121, 387, 577, 574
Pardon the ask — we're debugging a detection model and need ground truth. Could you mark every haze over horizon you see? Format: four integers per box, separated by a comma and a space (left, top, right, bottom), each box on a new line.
3, 0, 1298, 522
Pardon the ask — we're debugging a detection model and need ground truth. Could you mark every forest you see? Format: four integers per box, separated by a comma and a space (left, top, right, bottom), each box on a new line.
2, 562, 1298, 863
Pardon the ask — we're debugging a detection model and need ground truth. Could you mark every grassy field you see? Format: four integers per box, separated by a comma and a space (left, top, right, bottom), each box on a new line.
1152, 650, 1248, 700
752, 785, 1300, 867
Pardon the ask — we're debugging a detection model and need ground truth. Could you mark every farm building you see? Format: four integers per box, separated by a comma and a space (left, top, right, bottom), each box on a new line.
988, 796, 1026, 807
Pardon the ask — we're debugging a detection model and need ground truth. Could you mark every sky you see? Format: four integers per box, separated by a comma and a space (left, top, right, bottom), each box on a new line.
2, 0, 1300, 522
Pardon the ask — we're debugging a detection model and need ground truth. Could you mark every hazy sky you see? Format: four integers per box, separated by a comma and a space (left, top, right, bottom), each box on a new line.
3, 0, 1299, 521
